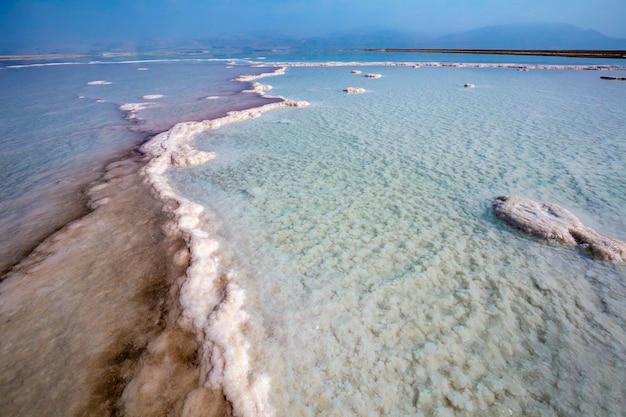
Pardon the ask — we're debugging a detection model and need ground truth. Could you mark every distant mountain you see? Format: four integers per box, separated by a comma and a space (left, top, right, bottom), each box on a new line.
2, 22, 625, 56
314, 28, 430, 49
429, 22, 626, 50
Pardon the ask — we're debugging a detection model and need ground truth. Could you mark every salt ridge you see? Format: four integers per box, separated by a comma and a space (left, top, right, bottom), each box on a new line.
259, 61, 626, 72
139, 66, 307, 417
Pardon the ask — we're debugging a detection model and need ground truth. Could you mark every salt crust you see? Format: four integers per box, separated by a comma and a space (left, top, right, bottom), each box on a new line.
141, 66, 308, 417
138, 61, 626, 417
87, 80, 112, 85
253, 61, 626, 72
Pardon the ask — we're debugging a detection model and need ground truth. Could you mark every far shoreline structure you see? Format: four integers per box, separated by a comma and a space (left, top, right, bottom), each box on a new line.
1, 47, 625, 62
359, 48, 626, 59
251, 60, 626, 71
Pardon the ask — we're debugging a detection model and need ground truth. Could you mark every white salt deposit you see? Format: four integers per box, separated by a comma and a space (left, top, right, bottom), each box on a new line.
87, 80, 112, 85
140, 68, 309, 417
164, 64, 626, 417
142, 94, 165, 100
343, 87, 365, 94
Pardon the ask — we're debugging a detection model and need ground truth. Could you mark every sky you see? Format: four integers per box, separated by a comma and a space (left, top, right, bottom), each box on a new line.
1, 0, 625, 49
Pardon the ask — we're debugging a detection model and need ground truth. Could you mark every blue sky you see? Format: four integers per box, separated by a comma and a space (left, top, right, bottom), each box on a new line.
1, 0, 625, 47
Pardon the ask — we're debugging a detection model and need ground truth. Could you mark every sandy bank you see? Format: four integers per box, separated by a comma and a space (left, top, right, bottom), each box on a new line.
0, 152, 232, 417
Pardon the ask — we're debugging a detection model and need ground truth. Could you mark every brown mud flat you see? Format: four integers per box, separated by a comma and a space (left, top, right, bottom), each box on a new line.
0, 152, 231, 417
362, 48, 626, 59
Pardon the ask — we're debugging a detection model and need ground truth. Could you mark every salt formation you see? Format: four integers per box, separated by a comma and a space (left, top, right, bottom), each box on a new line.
464, 83, 475, 88
119, 102, 157, 121
351, 70, 362, 74
343, 87, 366, 94
87, 80, 112, 85
365, 73, 382, 78
140, 66, 309, 417
142, 94, 165, 100
493, 196, 626, 262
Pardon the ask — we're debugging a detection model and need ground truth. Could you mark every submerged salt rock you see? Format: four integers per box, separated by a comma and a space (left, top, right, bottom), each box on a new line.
493, 195, 626, 262
343, 87, 366, 94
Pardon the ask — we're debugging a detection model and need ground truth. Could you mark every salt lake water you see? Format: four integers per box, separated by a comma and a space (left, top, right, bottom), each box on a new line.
170, 64, 626, 416
1, 54, 625, 416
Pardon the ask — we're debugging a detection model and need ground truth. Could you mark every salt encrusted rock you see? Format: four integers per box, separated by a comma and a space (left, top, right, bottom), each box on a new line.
351, 70, 362, 74
343, 87, 366, 94
87, 80, 112, 85
365, 73, 382, 78
464, 83, 475, 88
284, 100, 309, 107
493, 195, 626, 262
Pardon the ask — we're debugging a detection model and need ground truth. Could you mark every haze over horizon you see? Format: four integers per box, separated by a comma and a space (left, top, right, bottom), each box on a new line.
2, 0, 626, 52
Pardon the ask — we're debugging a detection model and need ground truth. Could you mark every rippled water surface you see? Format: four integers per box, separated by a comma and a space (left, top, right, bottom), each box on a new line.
171, 66, 626, 416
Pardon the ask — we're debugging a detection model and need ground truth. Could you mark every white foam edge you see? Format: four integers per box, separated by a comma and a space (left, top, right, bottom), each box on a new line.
140, 67, 308, 417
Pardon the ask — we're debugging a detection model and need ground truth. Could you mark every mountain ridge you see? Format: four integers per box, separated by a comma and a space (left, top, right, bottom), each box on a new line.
2, 22, 625, 55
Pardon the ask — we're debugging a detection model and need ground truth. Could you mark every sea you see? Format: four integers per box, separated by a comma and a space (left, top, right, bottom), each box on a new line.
1, 50, 625, 417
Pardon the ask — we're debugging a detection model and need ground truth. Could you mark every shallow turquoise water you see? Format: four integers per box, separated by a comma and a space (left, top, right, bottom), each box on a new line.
171, 65, 626, 416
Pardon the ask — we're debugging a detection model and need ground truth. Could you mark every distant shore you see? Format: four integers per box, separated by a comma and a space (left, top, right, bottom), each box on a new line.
361, 48, 626, 59
268, 61, 626, 72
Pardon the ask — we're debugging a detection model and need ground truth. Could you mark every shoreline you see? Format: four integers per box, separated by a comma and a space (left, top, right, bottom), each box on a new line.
0, 151, 227, 416
360, 48, 626, 59
139, 66, 308, 416
0, 64, 299, 417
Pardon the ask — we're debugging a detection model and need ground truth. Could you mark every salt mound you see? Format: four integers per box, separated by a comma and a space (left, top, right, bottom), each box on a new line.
343, 87, 365, 94
119, 103, 155, 112
351, 70, 362, 74
365, 73, 382, 78
464, 83, 475, 88
493, 196, 626, 262
87, 80, 112, 85
143, 94, 165, 100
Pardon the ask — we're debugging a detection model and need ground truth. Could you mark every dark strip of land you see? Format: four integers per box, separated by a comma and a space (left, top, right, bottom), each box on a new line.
362, 48, 626, 59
